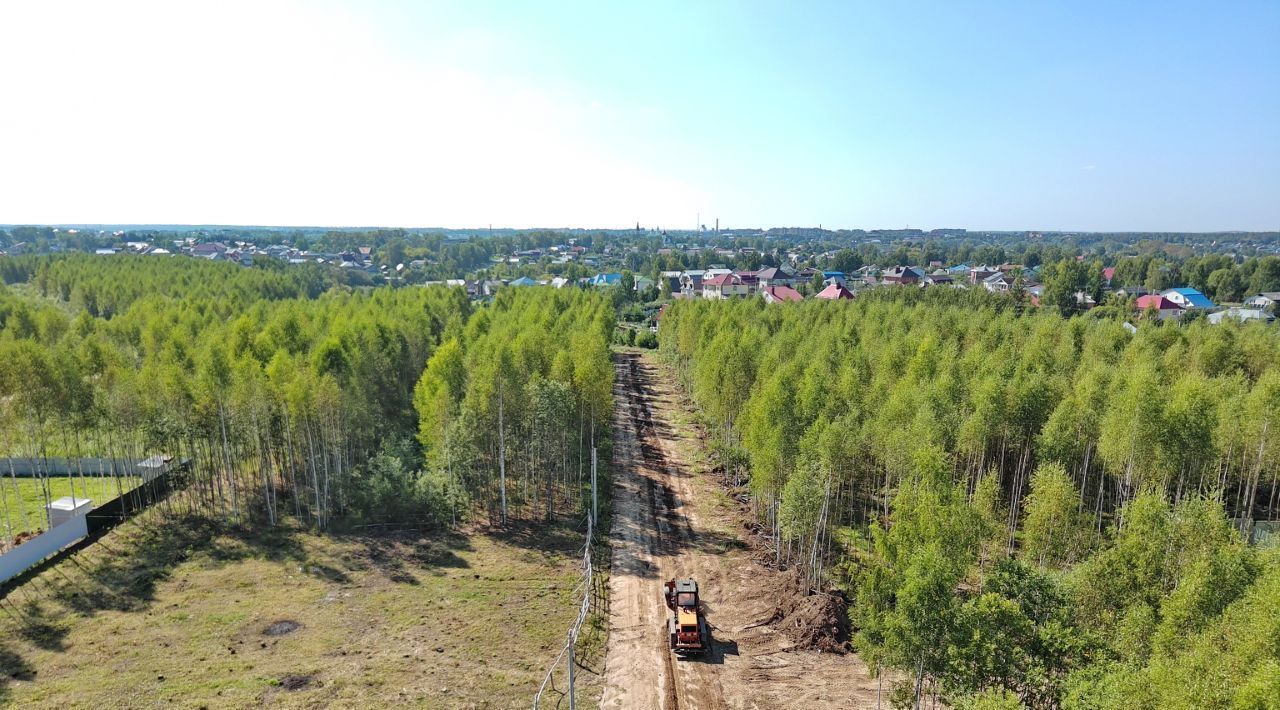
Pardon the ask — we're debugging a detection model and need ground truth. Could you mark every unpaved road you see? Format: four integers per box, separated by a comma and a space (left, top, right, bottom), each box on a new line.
600, 352, 881, 710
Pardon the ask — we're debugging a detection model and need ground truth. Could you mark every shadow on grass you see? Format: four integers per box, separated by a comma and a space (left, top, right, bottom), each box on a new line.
0, 643, 35, 703
490, 518, 589, 554
0, 510, 481, 661
343, 531, 473, 585
39, 515, 316, 617
10, 600, 70, 652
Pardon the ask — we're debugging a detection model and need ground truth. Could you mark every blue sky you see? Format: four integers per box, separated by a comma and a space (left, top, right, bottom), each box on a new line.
1, 0, 1276, 230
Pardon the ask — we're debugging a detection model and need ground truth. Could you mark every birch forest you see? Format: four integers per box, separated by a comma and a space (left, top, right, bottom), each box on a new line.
660, 288, 1280, 708
0, 255, 613, 542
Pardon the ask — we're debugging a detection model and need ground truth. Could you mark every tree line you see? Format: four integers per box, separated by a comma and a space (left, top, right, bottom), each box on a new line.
658, 288, 1280, 708
0, 255, 613, 541
413, 287, 614, 525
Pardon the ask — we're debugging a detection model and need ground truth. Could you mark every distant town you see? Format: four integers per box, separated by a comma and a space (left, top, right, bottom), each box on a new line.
2, 224, 1277, 329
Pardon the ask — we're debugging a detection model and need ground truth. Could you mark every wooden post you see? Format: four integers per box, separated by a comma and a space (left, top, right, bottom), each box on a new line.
567, 637, 576, 710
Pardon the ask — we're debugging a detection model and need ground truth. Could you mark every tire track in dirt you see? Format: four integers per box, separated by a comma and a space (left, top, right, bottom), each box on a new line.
602, 351, 882, 709
601, 353, 721, 709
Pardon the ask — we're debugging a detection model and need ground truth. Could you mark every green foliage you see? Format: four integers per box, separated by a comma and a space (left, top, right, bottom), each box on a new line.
412, 288, 614, 521
1065, 551, 1280, 709
779, 452, 827, 543
345, 438, 464, 524
661, 289, 1280, 707
1022, 462, 1092, 567
945, 558, 1087, 707
854, 447, 980, 690
955, 688, 1024, 710
0, 256, 474, 530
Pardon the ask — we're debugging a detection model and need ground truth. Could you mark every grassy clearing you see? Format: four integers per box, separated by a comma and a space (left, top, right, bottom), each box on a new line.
1, 476, 141, 540
0, 510, 603, 709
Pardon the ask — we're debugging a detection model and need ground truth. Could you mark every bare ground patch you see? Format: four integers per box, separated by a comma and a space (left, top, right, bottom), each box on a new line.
600, 351, 882, 708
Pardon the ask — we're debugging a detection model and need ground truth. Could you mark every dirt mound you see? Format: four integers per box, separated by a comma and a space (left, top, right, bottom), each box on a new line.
766, 570, 851, 654
278, 673, 314, 691
263, 620, 301, 636
12, 529, 42, 546
776, 592, 850, 653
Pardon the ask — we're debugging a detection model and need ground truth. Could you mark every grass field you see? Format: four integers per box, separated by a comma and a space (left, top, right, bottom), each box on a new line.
0, 510, 603, 708
1, 476, 141, 541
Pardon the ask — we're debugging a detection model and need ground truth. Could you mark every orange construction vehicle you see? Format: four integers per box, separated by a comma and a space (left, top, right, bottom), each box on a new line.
664, 578, 709, 656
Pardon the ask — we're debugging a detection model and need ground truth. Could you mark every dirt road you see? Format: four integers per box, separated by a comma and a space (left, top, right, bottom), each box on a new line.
600, 352, 881, 710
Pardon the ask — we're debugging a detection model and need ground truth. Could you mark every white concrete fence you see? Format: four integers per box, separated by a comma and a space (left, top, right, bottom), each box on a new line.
0, 508, 90, 585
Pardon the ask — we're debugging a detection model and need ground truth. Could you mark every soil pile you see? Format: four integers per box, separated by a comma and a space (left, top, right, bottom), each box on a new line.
278, 674, 314, 691
263, 620, 301, 636
767, 570, 851, 654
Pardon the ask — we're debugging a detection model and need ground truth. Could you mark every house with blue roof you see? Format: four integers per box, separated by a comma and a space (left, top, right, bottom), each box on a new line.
509, 276, 538, 287
1161, 287, 1217, 310
588, 273, 622, 287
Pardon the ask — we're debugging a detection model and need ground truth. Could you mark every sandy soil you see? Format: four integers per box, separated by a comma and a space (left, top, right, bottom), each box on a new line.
600, 352, 884, 710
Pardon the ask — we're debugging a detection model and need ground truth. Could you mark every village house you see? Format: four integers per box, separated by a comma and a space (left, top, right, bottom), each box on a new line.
761, 285, 804, 304
735, 270, 761, 292
816, 282, 855, 300
882, 265, 925, 285
755, 266, 798, 289
1136, 294, 1185, 320
925, 269, 954, 285
982, 271, 1017, 293
659, 271, 683, 294
191, 242, 229, 258
1208, 308, 1275, 325
969, 265, 999, 284
587, 273, 622, 287
702, 273, 750, 299
1161, 287, 1216, 310
1244, 292, 1280, 310
679, 271, 706, 298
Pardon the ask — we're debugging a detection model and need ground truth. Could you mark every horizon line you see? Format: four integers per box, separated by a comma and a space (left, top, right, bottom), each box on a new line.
3, 223, 1277, 236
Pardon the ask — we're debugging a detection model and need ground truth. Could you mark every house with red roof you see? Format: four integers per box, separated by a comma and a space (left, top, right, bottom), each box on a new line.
816, 282, 855, 300
761, 285, 804, 304
1135, 294, 1184, 320
702, 273, 750, 299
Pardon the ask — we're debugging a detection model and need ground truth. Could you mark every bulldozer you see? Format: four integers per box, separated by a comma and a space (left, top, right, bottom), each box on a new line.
664, 578, 709, 656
